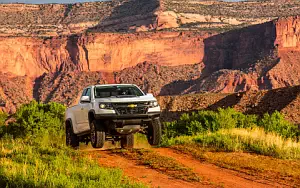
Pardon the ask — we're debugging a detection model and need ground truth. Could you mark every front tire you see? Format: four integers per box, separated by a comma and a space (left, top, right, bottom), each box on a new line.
121, 134, 134, 149
90, 120, 105, 148
147, 118, 162, 146
66, 123, 79, 149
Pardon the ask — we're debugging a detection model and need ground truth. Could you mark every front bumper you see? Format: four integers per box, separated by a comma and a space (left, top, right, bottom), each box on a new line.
95, 112, 160, 120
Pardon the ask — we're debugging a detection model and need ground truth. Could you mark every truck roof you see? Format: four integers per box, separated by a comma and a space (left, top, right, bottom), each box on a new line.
94, 84, 136, 87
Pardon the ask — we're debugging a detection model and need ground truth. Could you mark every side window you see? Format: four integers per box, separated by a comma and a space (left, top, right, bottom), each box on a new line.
81, 89, 87, 97
85, 88, 91, 99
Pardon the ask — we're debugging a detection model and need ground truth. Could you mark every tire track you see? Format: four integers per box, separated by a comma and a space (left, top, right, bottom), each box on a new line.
154, 148, 285, 188
87, 150, 214, 188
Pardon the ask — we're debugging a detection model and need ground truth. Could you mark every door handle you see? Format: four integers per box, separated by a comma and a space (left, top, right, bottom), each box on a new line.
81, 107, 84, 110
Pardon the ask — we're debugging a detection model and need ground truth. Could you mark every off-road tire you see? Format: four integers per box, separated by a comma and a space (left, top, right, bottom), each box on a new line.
121, 134, 134, 149
147, 118, 162, 146
90, 120, 105, 148
66, 123, 79, 149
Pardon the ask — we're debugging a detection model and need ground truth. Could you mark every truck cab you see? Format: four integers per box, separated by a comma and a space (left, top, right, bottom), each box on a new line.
65, 84, 162, 149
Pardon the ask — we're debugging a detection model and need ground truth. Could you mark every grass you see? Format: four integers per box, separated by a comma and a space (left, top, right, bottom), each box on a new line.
171, 144, 300, 187
162, 128, 300, 159
163, 108, 299, 140
159, 108, 300, 185
0, 134, 145, 188
112, 148, 200, 182
0, 101, 146, 188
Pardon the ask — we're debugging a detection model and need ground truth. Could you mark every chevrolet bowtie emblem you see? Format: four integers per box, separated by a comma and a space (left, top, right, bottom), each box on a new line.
128, 104, 137, 108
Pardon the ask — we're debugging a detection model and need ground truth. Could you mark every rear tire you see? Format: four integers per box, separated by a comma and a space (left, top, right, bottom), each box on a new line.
147, 118, 162, 146
121, 134, 134, 149
90, 120, 105, 148
66, 122, 79, 149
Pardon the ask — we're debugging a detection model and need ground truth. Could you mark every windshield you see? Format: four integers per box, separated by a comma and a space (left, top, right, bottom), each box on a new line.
94, 85, 144, 98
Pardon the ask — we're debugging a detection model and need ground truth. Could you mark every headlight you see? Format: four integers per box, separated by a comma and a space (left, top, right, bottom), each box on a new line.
149, 101, 159, 108
99, 103, 113, 109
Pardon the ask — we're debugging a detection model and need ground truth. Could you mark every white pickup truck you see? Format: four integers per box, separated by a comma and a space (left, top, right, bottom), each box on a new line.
65, 84, 162, 149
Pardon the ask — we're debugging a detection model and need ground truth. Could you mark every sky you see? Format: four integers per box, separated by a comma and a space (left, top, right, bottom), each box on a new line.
0, 0, 109, 4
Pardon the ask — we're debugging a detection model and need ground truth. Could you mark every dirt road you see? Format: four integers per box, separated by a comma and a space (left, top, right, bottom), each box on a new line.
84, 146, 286, 188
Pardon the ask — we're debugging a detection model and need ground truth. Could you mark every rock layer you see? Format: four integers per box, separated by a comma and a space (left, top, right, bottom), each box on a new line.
0, 1, 300, 119
157, 85, 300, 124
0, 32, 205, 77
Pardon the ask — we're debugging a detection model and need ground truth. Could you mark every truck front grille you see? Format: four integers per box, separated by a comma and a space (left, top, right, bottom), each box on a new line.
113, 103, 148, 115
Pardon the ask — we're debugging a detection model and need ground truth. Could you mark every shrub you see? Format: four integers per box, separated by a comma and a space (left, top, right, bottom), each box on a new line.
258, 111, 300, 140
0, 111, 8, 137
163, 113, 205, 139
0, 111, 7, 126
5, 101, 66, 138
163, 108, 257, 139
163, 108, 299, 141
163, 128, 300, 159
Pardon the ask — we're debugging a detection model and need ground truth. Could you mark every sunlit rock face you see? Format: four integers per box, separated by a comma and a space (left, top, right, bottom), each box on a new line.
1, 0, 300, 114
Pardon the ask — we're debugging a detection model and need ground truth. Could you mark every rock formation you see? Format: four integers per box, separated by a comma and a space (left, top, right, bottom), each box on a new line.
0, 0, 300, 118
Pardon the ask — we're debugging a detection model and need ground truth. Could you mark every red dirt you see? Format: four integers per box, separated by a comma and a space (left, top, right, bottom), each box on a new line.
87, 150, 213, 188
154, 148, 284, 188
84, 147, 289, 188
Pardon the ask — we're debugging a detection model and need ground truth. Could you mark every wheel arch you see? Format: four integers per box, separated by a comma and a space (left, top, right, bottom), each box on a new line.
88, 110, 96, 124
65, 118, 76, 133
65, 118, 72, 129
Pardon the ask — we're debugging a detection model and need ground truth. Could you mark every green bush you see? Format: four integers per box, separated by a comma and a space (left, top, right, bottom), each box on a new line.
162, 128, 300, 159
163, 108, 299, 142
5, 101, 66, 138
258, 111, 300, 140
163, 108, 257, 139
0, 111, 8, 137
0, 111, 7, 126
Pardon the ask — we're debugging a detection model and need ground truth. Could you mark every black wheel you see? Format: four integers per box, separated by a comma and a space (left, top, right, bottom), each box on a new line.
90, 120, 105, 148
66, 122, 79, 149
121, 134, 134, 149
147, 118, 162, 146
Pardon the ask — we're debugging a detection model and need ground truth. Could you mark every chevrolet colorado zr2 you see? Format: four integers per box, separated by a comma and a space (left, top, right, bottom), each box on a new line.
65, 84, 162, 149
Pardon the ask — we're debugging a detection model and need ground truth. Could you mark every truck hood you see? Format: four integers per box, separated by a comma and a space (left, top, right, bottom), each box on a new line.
94, 94, 157, 103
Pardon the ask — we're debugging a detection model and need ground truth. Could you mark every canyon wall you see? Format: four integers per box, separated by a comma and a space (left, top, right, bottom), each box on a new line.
0, 0, 160, 36
1, 15, 300, 79
1, 13, 300, 117
0, 32, 205, 77
157, 85, 300, 124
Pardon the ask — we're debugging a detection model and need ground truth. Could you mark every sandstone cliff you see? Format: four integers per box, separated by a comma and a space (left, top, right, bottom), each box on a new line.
0, 0, 159, 36
1, 0, 300, 36
1, 1, 300, 119
1, 16, 300, 104
0, 32, 206, 77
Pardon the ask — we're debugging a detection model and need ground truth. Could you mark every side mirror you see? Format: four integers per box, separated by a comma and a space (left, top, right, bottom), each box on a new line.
146, 93, 153, 97
80, 96, 90, 103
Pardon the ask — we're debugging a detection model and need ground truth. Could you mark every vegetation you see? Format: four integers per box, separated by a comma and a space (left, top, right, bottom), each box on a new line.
0, 111, 7, 126
162, 108, 300, 159
112, 148, 200, 182
163, 128, 300, 159
258, 111, 299, 139
2, 101, 66, 138
0, 101, 144, 188
163, 108, 257, 138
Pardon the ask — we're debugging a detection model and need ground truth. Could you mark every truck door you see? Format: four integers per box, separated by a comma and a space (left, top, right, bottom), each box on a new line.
74, 89, 86, 126
79, 88, 92, 131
